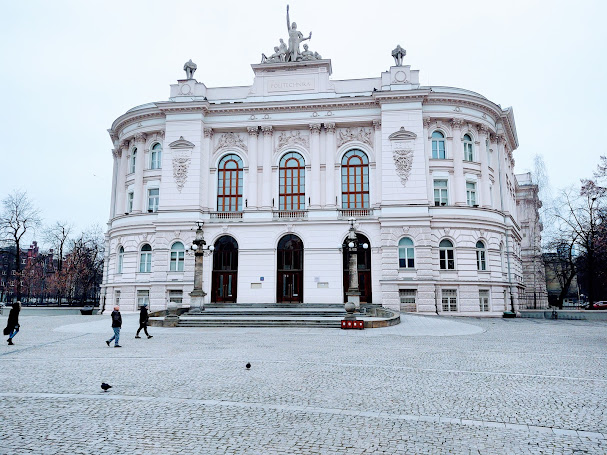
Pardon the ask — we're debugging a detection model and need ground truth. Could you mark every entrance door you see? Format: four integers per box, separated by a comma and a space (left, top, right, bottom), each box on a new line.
277, 234, 303, 303
343, 233, 372, 303
211, 236, 238, 303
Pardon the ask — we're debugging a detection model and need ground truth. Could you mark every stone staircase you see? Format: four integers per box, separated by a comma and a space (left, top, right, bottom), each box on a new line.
150, 303, 399, 328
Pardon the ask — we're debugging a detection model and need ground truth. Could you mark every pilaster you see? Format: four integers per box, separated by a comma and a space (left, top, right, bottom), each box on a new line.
477, 125, 491, 208
201, 128, 213, 211
261, 126, 273, 209
450, 119, 465, 206
423, 118, 433, 203
372, 119, 382, 207
309, 123, 321, 208
133, 133, 146, 213
247, 126, 259, 209
324, 123, 336, 207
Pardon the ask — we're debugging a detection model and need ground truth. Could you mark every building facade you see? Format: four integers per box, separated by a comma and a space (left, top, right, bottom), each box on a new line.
102, 35, 526, 315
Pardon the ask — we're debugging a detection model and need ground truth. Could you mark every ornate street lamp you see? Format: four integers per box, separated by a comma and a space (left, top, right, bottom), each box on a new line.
345, 218, 368, 312
188, 221, 214, 314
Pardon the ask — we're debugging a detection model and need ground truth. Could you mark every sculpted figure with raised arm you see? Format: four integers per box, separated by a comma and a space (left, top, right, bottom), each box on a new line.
286, 4, 311, 62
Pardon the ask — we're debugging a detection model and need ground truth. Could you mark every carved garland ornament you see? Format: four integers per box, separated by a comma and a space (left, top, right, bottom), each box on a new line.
172, 155, 190, 192
336, 127, 373, 148
214, 132, 247, 152
277, 130, 309, 149
388, 127, 417, 188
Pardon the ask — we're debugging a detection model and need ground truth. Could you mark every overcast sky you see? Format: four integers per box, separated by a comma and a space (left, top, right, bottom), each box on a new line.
1, 0, 605, 246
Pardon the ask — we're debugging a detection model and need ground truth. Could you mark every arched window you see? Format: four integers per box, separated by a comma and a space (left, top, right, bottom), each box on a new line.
341, 150, 369, 209
150, 143, 162, 170
439, 239, 455, 270
398, 237, 415, 268
431, 131, 446, 159
463, 134, 473, 161
279, 152, 305, 210
139, 244, 152, 273
217, 154, 243, 212
117, 246, 124, 274
476, 240, 487, 271
170, 242, 185, 272
129, 149, 137, 174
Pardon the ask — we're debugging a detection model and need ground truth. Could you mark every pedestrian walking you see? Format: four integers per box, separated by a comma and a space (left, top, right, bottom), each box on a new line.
135, 303, 153, 339
105, 306, 122, 348
4, 301, 21, 346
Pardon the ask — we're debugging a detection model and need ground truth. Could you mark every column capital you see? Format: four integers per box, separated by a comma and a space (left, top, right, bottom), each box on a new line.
450, 118, 464, 130
309, 123, 321, 134
112, 148, 122, 159
119, 140, 130, 150
247, 126, 259, 136
262, 125, 273, 136
203, 127, 213, 138
324, 122, 336, 133
134, 132, 147, 144
422, 117, 432, 128
372, 119, 382, 130
476, 124, 489, 135
158, 130, 165, 140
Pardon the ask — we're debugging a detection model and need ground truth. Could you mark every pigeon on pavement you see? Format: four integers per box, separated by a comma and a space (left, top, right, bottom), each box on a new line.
246, 362, 251, 370
101, 383, 112, 392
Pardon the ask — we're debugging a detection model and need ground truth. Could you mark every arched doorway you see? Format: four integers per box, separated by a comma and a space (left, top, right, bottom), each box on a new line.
342, 233, 372, 303
277, 234, 304, 303
211, 236, 238, 303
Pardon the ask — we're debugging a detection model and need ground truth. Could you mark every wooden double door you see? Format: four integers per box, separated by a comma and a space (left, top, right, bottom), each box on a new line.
211, 236, 238, 303
276, 234, 303, 303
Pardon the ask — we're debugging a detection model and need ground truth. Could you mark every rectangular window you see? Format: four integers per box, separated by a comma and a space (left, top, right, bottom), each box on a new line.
127, 192, 134, 213
479, 290, 490, 312
464, 142, 473, 162
399, 289, 417, 312
129, 153, 136, 174
466, 182, 477, 206
169, 290, 183, 305
432, 140, 446, 159
442, 289, 457, 312
433, 179, 448, 206
137, 290, 149, 308
148, 188, 159, 213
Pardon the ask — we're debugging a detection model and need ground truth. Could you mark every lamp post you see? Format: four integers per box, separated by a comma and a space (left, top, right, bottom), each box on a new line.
345, 218, 368, 312
188, 221, 214, 314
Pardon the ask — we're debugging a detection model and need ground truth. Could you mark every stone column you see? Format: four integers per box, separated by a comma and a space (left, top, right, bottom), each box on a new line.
200, 128, 212, 212
132, 132, 147, 213
205, 128, 215, 211
497, 134, 511, 214
372, 119, 382, 208
261, 126, 273, 209
110, 148, 120, 218
423, 118, 433, 203
247, 127, 259, 209
324, 123, 336, 207
450, 119, 465, 206
478, 125, 491, 208
309, 123, 321, 208
116, 141, 128, 214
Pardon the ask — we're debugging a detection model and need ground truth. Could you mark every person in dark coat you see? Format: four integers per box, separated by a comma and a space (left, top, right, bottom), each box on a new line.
135, 303, 153, 339
4, 301, 21, 346
105, 306, 122, 347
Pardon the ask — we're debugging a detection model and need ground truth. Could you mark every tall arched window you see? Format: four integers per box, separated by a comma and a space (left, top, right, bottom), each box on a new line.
129, 149, 137, 174
217, 154, 243, 212
150, 143, 162, 170
463, 134, 473, 161
139, 244, 152, 273
439, 239, 455, 270
398, 237, 415, 268
117, 246, 124, 274
170, 242, 185, 272
341, 150, 369, 209
431, 131, 446, 159
476, 240, 487, 271
279, 152, 305, 210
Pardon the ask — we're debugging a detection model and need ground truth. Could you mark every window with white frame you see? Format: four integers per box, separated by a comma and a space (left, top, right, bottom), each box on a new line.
476, 241, 487, 271
139, 244, 152, 273
115, 290, 121, 306
479, 289, 490, 312
169, 290, 183, 305
463, 134, 473, 161
137, 290, 149, 308
439, 239, 455, 270
147, 188, 159, 212
399, 289, 417, 312
434, 179, 448, 206
442, 289, 457, 312
129, 149, 137, 174
117, 246, 124, 274
431, 131, 446, 159
466, 181, 477, 206
127, 192, 134, 213
398, 237, 415, 268
150, 143, 162, 170
170, 242, 185, 272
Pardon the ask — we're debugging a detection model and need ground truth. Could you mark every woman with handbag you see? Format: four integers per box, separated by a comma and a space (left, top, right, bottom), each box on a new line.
4, 301, 21, 346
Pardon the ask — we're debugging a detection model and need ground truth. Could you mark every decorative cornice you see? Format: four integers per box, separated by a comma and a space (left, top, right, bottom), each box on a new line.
203, 127, 213, 138
215, 132, 247, 151
309, 123, 321, 135
169, 136, 196, 149
388, 127, 417, 141
324, 122, 336, 133
372, 119, 381, 131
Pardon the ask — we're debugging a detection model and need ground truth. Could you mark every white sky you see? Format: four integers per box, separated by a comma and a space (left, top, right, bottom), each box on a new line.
1, 0, 605, 245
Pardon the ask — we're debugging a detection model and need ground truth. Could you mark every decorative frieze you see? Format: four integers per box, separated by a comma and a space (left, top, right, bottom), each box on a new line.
276, 130, 309, 149
214, 132, 247, 151
336, 127, 373, 148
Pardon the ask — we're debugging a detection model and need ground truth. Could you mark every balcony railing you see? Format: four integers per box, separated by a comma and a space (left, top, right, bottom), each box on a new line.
209, 211, 243, 221
338, 208, 374, 218
273, 210, 308, 220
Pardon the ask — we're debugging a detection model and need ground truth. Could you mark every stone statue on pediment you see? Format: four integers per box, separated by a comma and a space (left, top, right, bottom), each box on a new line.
286, 4, 311, 62
391, 45, 406, 67
261, 46, 283, 64
183, 59, 197, 79
300, 44, 315, 61
278, 39, 288, 62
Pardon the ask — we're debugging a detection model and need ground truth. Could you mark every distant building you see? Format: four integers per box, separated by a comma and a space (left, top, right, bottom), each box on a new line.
0, 242, 54, 303
515, 173, 549, 309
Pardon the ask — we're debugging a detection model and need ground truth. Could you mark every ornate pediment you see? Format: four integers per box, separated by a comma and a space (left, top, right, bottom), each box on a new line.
388, 127, 417, 141
169, 136, 195, 149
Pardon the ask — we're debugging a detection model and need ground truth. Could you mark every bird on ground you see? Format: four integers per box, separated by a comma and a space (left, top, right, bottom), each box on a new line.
101, 383, 112, 392
246, 362, 251, 370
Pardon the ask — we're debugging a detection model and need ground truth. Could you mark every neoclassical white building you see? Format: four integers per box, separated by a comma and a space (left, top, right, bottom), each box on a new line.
101, 38, 527, 316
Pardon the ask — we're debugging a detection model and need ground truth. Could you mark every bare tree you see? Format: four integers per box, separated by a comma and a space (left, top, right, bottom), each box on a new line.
44, 221, 72, 273
0, 191, 41, 301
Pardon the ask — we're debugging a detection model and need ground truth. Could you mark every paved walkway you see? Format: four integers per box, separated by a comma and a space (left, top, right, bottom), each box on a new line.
0, 313, 605, 454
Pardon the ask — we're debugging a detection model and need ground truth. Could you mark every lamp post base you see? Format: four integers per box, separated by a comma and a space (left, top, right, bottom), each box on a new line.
189, 290, 206, 314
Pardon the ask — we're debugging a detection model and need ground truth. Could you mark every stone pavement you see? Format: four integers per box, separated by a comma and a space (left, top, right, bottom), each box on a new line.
0, 313, 606, 454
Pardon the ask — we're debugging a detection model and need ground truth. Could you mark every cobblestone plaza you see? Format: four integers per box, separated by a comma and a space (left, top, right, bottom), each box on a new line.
1, 314, 606, 454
